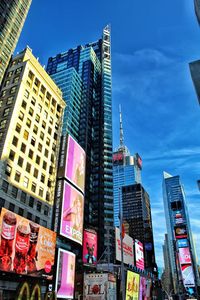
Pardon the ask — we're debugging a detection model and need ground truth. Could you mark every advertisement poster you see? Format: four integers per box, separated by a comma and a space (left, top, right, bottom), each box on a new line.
60, 182, 84, 245
65, 135, 86, 193
177, 239, 188, 248
0, 208, 56, 279
84, 273, 108, 300
139, 277, 147, 300
179, 248, 191, 264
126, 271, 140, 300
174, 226, 187, 239
55, 248, 76, 299
181, 264, 195, 287
135, 240, 144, 270
115, 227, 134, 265
107, 274, 117, 300
83, 229, 97, 265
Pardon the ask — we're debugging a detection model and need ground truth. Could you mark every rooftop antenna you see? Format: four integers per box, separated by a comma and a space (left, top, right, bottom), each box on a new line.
119, 104, 124, 148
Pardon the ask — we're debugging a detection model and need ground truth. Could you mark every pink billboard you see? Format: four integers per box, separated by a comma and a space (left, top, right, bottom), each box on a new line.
60, 182, 84, 245
55, 248, 76, 299
83, 229, 97, 265
179, 247, 191, 264
139, 277, 147, 300
65, 135, 86, 193
135, 240, 144, 270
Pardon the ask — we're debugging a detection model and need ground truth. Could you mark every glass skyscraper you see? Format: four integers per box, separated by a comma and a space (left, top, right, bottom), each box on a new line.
0, 0, 32, 84
162, 172, 199, 297
46, 26, 113, 259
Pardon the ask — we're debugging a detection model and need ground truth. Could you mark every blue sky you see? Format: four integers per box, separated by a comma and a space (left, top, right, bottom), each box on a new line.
16, 0, 200, 269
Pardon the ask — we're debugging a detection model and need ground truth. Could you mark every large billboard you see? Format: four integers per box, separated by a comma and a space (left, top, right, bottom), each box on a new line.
55, 248, 76, 299
174, 225, 187, 239
177, 239, 188, 248
139, 277, 147, 300
115, 227, 134, 265
58, 134, 86, 194
135, 240, 144, 270
126, 271, 140, 300
83, 229, 97, 265
60, 182, 84, 245
181, 264, 195, 287
0, 208, 56, 279
84, 273, 116, 300
179, 248, 191, 264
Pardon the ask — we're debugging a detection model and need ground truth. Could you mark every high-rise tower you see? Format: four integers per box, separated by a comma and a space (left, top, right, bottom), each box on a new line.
46, 26, 113, 259
113, 107, 142, 227
162, 172, 199, 297
0, 0, 32, 84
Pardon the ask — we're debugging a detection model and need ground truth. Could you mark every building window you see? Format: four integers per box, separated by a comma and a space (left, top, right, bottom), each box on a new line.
18, 156, 23, 167
14, 171, 21, 183
19, 111, 24, 121
44, 149, 48, 158
35, 216, 40, 224
33, 168, 38, 178
49, 116, 53, 125
15, 67, 22, 75
38, 143, 42, 152
40, 131, 44, 140
9, 150, 15, 161
31, 97, 36, 106
41, 174, 45, 183
42, 161, 47, 170
12, 136, 18, 147
31, 182, 36, 193
23, 177, 29, 188
41, 85, 46, 94
48, 127, 52, 135
44, 205, 49, 216
7, 96, 14, 105
0, 120, 7, 129
28, 71, 34, 80
5, 164, 12, 176
35, 114, 40, 123
2, 180, 9, 193
29, 196, 34, 208
31, 137, 36, 146
21, 143, 26, 153
28, 149, 33, 159
42, 121, 46, 129
23, 130, 29, 140
22, 100, 27, 109
37, 104, 42, 113
10, 86, 17, 94
11, 186, 18, 198
36, 155, 40, 165
44, 111, 48, 119
24, 90, 29, 99
47, 179, 52, 188
9, 203, 15, 212
39, 188, 43, 197
26, 162, 31, 173
37, 201, 41, 212
27, 212, 32, 220
3, 108, 10, 117
46, 137, 50, 146
29, 107, 33, 116
20, 191, 26, 203
15, 123, 21, 133
33, 125, 38, 134
18, 208, 24, 216
46, 192, 50, 202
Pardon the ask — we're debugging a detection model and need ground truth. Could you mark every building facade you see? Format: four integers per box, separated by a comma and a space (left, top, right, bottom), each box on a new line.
122, 183, 156, 273
189, 60, 200, 105
46, 26, 113, 260
0, 0, 32, 85
162, 172, 200, 298
162, 233, 174, 297
0, 47, 65, 228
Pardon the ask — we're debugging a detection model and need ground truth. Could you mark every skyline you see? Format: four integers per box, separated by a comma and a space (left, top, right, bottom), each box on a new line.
14, 0, 200, 268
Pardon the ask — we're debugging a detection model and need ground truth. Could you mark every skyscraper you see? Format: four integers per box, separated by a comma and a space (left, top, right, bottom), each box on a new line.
0, 0, 32, 85
113, 108, 142, 227
0, 47, 65, 228
189, 60, 200, 105
194, 0, 200, 24
162, 172, 199, 297
162, 234, 174, 296
122, 183, 156, 273
46, 26, 113, 259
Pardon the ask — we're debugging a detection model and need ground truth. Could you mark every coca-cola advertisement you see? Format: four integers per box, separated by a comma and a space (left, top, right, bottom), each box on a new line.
0, 208, 56, 279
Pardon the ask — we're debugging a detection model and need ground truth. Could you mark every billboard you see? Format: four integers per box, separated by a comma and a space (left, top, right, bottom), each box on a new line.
115, 227, 134, 265
174, 225, 187, 239
139, 277, 147, 300
84, 273, 117, 300
60, 182, 84, 245
135, 153, 142, 170
177, 239, 188, 248
0, 208, 56, 279
113, 151, 124, 165
179, 248, 191, 264
174, 212, 184, 224
181, 264, 195, 287
135, 240, 144, 270
83, 229, 97, 265
55, 248, 76, 299
126, 271, 140, 300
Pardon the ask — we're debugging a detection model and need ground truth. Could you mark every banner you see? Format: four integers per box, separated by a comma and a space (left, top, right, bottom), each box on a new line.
0, 208, 56, 279
179, 248, 191, 264
60, 182, 84, 244
84, 273, 108, 300
83, 229, 97, 265
135, 240, 144, 270
126, 271, 140, 300
115, 227, 134, 265
55, 248, 76, 299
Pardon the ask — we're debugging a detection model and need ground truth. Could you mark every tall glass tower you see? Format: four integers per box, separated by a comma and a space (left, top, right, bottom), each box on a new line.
46, 26, 113, 260
113, 108, 142, 227
0, 0, 32, 84
162, 172, 199, 298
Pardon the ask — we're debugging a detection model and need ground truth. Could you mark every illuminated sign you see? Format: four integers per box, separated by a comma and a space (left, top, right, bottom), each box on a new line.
181, 264, 195, 287
113, 152, 124, 164
55, 249, 76, 299
83, 229, 97, 265
177, 239, 188, 248
135, 240, 144, 270
174, 225, 187, 239
179, 248, 191, 264
136, 153, 142, 170
60, 182, 84, 245
139, 277, 147, 300
126, 271, 140, 300
115, 227, 134, 265
0, 208, 56, 279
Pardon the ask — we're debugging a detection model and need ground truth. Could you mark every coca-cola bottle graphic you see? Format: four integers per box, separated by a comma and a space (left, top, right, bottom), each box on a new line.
0, 211, 16, 271
13, 223, 30, 274
27, 221, 39, 273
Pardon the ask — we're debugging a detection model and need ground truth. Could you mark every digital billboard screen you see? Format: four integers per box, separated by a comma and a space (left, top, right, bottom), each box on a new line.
65, 135, 86, 193
60, 182, 84, 245
84, 273, 108, 300
177, 239, 188, 248
83, 229, 97, 265
179, 247, 191, 264
139, 277, 147, 300
181, 264, 195, 287
135, 240, 144, 270
0, 208, 56, 279
115, 227, 134, 265
174, 225, 187, 239
126, 271, 140, 300
55, 248, 76, 299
